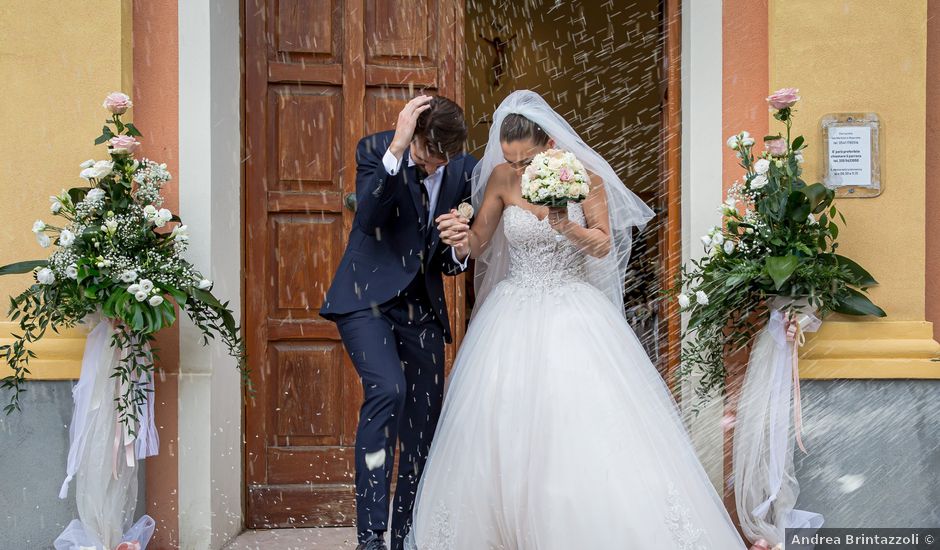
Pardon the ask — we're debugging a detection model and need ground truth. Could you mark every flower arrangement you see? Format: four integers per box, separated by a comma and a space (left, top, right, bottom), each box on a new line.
521, 148, 590, 207
0, 92, 248, 432
670, 87, 885, 411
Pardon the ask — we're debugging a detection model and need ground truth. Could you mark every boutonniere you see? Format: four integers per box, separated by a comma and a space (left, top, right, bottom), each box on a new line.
457, 202, 474, 220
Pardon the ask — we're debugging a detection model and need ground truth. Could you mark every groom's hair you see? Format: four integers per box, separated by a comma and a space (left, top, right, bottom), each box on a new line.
414, 96, 467, 161
500, 113, 550, 146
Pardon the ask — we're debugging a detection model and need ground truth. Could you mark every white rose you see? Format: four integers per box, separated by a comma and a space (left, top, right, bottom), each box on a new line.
754, 158, 770, 175
143, 204, 158, 219
32, 220, 46, 233
80, 160, 113, 181
127, 283, 141, 294
104, 219, 118, 233
695, 290, 709, 305
79, 159, 95, 169
171, 225, 189, 242
750, 174, 768, 189
36, 233, 51, 248
148, 295, 164, 307
712, 232, 724, 245
157, 208, 172, 222
139, 279, 154, 293
134, 290, 149, 302
65, 264, 78, 279
726, 135, 739, 149
677, 293, 690, 308
85, 188, 106, 202
58, 229, 75, 247
36, 268, 55, 285
120, 270, 138, 283
724, 240, 735, 254
700, 235, 712, 248
795, 152, 804, 164
49, 196, 63, 213
197, 279, 212, 290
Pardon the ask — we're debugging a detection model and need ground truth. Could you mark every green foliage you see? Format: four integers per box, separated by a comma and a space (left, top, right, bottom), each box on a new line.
0, 105, 250, 434
668, 100, 884, 416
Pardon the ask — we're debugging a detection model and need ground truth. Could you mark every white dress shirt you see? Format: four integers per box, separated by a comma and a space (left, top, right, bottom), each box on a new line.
382, 148, 469, 269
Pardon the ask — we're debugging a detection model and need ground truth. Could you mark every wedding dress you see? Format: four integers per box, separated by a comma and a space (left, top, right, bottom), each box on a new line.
404, 202, 748, 550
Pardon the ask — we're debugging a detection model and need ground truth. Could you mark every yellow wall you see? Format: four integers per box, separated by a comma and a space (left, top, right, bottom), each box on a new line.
0, 1, 133, 378
768, 0, 940, 377
769, 0, 926, 321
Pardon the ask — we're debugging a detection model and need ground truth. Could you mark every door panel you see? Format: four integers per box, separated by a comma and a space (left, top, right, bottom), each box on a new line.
244, 0, 464, 528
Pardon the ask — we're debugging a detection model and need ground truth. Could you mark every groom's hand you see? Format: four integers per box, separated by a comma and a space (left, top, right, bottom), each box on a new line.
389, 95, 433, 160
437, 210, 470, 257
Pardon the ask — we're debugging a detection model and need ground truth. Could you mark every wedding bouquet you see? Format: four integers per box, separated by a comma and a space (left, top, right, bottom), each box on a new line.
0, 92, 248, 432
670, 87, 884, 411
521, 148, 590, 207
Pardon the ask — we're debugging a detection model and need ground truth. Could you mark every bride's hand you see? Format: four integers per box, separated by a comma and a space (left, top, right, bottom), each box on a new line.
436, 210, 470, 247
547, 205, 571, 232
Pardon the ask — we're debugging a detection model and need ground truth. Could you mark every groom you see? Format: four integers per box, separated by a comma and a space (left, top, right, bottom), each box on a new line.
320, 95, 475, 550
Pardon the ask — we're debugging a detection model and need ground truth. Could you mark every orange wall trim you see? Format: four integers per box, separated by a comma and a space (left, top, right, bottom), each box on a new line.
133, 1, 180, 548
722, 0, 769, 195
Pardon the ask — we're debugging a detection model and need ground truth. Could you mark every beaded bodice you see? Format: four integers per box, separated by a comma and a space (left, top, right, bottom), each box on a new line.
502, 203, 587, 289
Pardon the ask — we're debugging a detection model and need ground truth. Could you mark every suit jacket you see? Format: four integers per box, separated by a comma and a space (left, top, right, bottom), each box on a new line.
319, 130, 477, 342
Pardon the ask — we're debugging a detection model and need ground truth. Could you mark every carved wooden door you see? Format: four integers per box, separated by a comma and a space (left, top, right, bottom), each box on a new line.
244, 0, 465, 528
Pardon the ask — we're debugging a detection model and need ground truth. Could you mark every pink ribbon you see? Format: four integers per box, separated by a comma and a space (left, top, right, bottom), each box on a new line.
784, 312, 809, 454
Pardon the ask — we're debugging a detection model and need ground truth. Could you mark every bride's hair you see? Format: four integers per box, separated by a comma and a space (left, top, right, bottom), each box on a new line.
499, 113, 549, 145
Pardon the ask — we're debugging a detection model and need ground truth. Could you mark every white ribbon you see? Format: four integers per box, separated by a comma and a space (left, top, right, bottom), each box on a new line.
56, 314, 159, 549
733, 297, 825, 546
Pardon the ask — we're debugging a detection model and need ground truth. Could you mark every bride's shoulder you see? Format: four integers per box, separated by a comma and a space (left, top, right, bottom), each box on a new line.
487, 163, 515, 193
491, 163, 514, 181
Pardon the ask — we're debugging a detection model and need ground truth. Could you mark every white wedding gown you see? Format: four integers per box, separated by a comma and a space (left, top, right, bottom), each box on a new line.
405, 203, 748, 550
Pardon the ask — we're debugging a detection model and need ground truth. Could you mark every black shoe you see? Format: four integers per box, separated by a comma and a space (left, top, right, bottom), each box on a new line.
356, 532, 388, 550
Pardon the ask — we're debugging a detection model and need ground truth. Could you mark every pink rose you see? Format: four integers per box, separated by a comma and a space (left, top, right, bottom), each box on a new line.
110, 135, 141, 154
766, 87, 800, 110
103, 92, 133, 114
559, 167, 572, 181
765, 138, 788, 156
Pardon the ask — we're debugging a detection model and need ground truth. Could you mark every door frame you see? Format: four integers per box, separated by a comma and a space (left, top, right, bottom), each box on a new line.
239, 0, 682, 528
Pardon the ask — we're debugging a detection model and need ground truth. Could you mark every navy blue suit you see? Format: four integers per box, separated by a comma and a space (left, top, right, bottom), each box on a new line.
320, 131, 476, 548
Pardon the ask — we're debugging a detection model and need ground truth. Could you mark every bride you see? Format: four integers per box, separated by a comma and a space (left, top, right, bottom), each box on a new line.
405, 90, 749, 549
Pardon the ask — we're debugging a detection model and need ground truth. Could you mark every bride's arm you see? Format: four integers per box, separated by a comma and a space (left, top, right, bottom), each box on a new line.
547, 173, 612, 258
437, 165, 507, 259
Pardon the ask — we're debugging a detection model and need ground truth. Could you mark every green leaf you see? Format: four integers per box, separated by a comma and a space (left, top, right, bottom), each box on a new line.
0, 260, 47, 276
67, 187, 89, 205
798, 183, 830, 213
792, 135, 805, 150
725, 273, 750, 287
763, 134, 782, 141
835, 254, 878, 286
765, 255, 800, 290
190, 288, 223, 309
834, 287, 887, 317
125, 123, 143, 137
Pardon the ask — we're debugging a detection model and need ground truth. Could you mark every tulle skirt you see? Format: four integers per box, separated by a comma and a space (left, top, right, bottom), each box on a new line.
405, 279, 747, 549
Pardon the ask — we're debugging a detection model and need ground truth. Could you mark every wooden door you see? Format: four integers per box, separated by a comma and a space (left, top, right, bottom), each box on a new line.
244, 0, 465, 528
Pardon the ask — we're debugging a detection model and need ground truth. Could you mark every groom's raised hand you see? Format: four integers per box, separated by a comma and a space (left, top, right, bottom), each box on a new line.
389, 95, 433, 161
